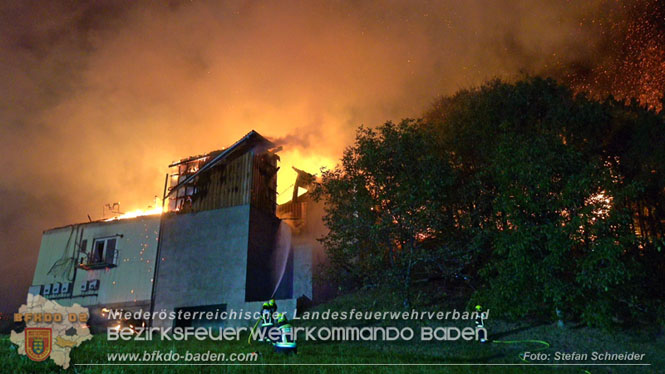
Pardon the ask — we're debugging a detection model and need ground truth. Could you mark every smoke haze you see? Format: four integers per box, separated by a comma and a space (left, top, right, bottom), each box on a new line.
1, 0, 662, 312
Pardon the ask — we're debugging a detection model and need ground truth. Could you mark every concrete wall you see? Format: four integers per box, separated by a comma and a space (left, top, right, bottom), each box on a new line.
30, 216, 161, 310
293, 244, 313, 300
285, 196, 329, 303
30, 202, 312, 329
152, 205, 305, 327
151, 205, 251, 327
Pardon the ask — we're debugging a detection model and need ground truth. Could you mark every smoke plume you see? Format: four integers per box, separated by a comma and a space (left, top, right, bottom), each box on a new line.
1, 0, 662, 312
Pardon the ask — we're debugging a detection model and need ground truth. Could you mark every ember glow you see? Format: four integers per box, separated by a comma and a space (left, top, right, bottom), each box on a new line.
563, 0, 665, 111
104, 206, 164, 222
586, 191, 614, 220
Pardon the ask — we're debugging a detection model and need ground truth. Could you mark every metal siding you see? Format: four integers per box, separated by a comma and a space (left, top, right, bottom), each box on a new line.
30, 216, 161, 308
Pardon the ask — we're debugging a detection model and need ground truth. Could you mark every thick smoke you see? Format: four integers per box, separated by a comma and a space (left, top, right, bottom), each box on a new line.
0, 0, 658, 313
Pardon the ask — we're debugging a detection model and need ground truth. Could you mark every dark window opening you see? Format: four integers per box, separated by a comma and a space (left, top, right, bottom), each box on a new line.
80, 237, 118, 269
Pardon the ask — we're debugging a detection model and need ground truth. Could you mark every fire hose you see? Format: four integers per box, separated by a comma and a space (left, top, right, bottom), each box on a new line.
248, 318, 262, 345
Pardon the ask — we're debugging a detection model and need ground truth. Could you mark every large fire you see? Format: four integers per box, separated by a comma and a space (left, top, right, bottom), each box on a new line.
102, 148, 334, 221
104, 205, 164, 221
276, 151, 336, 204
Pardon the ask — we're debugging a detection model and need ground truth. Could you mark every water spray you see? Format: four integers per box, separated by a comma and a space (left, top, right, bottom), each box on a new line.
270, 221, 292, 298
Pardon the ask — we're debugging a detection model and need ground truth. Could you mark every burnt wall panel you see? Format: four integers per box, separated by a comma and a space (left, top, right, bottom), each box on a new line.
251, 153, 278, 215
190, 152, 253, 212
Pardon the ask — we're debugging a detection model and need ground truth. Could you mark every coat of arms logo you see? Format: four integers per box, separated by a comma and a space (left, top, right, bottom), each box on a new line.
25, 328, 52, 362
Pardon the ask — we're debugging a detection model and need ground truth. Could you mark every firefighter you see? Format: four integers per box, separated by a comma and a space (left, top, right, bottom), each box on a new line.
258, 299, 277, 342
475, 304, 488, 343
273, 313, 297, 354
262, 299, 277, 324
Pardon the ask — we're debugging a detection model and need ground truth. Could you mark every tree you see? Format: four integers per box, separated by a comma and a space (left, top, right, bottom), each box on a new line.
317, 77, 664, 326
425, 78, 662, 326
313, 121, 471, 308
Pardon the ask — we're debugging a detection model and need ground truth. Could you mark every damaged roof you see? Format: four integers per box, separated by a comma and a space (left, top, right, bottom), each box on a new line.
165, 130, 275, 198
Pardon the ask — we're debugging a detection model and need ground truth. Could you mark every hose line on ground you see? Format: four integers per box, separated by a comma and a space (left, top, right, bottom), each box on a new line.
248, 318, 261, 345
491, 339, 591, 374
491, 339, 550, 362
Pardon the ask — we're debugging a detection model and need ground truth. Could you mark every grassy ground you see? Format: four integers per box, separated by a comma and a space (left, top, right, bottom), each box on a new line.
2, 290, 663, 373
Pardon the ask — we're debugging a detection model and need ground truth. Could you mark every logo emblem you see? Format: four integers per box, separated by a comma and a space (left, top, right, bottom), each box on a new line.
25, 328, 52, 362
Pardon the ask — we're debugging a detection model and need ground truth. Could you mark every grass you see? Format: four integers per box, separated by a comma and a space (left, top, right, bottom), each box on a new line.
2, 289, 664, 373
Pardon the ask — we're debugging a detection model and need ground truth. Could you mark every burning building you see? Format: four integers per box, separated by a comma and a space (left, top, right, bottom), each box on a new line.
28, 130, 320, 328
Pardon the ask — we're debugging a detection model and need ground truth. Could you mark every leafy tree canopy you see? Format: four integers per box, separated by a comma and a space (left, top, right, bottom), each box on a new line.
315, 77, 665, 327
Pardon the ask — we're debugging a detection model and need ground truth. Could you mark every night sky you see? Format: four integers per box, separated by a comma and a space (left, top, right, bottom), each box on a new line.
2, 0, 664, 313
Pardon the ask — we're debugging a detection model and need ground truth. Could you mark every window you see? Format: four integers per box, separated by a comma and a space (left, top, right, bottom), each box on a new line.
89, 237, 117, 265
